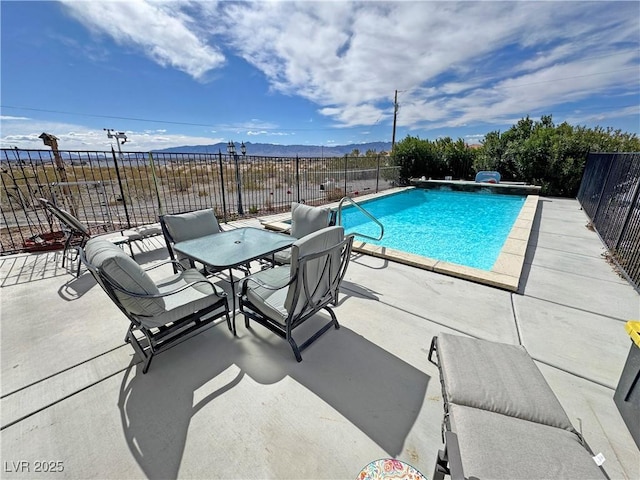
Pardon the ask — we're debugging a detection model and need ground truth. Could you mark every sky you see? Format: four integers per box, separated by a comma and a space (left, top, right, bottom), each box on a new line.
1, 0, 639, 152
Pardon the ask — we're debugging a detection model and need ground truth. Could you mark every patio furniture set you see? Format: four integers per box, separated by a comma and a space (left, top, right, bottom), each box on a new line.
49, 200, 354, 373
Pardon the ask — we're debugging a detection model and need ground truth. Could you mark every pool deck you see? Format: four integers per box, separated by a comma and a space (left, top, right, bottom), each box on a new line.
264, 187, 537, 291
1, 196, 639, 479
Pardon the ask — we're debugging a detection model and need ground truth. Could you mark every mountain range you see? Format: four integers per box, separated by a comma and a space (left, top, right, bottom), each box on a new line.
153, 141, 392, 157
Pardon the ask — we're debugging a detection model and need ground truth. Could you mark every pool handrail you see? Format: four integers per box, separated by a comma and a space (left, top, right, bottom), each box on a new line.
336, 196, 384, 242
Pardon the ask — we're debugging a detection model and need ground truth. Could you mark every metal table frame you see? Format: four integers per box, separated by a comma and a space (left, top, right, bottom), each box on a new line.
173, 227, 295, 333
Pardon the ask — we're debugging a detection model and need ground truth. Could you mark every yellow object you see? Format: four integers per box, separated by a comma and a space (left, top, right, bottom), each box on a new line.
625, 321, 640, 348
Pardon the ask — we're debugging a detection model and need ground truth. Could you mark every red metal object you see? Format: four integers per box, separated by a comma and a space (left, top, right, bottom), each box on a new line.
22, 231, 67, 252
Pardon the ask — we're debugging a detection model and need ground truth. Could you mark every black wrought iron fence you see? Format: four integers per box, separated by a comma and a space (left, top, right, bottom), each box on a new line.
577, 152, 640, 291
0, 148, 399, 254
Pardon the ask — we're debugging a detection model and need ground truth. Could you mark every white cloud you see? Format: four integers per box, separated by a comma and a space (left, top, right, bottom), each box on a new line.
220, 1, 639, 130
60, 0, 225, 80
5, 1, 638, 147
0, 118, 224, 151
1, 115, 31, 121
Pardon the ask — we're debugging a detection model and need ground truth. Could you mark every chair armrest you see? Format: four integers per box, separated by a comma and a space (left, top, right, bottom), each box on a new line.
239, 270, 295, 296
105, 276, 226, 299
143, 259, 186, 272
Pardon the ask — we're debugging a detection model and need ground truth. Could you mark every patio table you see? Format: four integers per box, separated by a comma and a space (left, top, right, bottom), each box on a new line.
173, 227, 295, 332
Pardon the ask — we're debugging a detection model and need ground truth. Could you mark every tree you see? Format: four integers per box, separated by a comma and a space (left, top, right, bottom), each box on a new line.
436, 137, 477, 180
393, 135, 446, 184
473, 115, 640, 196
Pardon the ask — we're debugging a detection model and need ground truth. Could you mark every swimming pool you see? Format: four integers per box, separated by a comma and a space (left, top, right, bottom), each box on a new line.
340, 188, 525, 271
262, 186, 539, 291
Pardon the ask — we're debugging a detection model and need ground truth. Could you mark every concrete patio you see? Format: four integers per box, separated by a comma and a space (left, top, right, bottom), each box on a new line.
1, 197, 639, 479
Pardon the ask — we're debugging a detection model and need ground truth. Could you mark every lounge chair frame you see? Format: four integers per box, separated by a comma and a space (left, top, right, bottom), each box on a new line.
427, 334, 608, 480
38, 197, 160, 275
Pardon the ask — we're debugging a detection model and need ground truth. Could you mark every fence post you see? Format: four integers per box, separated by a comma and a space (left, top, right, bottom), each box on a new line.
111, 147, 132, 229
148, 152, 163, 216
344, 155, 348, 196
218, 150, 228, 223
375, 154, 381, 193
296, 155, 300, 203
233, 151, 244, 215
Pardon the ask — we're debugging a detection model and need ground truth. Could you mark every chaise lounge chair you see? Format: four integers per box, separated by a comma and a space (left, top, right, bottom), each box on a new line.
38, 197, 161, 275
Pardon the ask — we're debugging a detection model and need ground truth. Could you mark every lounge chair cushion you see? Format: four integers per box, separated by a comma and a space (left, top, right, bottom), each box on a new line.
85, 238, 165, 316
41, 199, 91, 236
290, 202, 331, 239
121, 223, 162, 241
448, 404, 605, 480
163, 209, 221, 243
436, 333, 576, 432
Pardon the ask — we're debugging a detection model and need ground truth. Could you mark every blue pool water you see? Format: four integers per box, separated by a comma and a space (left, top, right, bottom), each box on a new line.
340, 188, 526, 270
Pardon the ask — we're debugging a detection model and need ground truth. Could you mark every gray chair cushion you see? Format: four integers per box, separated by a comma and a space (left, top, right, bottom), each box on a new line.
449, 404, 605, 480
245, 266, 292, 324
290, 202, 331, 239
285, 226, 344, 317
147, 268, 226, 328
85, 238, 165, 316
273, 203, 332, 265
437, 333, 576, 432
272, 248, 292, 265
163, 209, 221, 243
40, 199, 91, 236
244, 226, 345, 322
122, 223, 162, 241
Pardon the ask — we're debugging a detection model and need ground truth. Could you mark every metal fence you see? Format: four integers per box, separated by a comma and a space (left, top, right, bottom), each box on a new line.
577, 152, 640, 291
0, 148, 399, 255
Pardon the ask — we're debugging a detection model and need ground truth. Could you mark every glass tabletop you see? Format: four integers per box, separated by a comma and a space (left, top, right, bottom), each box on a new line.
173, 227, 294, 268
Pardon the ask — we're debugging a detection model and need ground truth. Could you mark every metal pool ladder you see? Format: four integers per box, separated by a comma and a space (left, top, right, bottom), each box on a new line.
336, 196, 384, 241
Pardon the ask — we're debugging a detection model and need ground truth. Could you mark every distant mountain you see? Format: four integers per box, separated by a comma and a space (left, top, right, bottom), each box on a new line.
152, 141, 392, 157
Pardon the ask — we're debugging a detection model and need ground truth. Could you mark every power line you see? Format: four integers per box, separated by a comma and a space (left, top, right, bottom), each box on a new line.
0, 105, 346, 132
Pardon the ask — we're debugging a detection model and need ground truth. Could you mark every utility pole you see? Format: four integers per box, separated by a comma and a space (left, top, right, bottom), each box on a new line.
391, 89, 398, 151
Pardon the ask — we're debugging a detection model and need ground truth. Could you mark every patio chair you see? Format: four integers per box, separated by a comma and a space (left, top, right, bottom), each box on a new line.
38, 198, 162, 276
80, 237, 231, 374
239, 226, 354, 362
160, 208, 250, 276
272, 202, 335, 264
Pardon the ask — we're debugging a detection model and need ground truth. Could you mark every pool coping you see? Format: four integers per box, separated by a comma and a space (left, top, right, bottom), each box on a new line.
262, 187, 539, 292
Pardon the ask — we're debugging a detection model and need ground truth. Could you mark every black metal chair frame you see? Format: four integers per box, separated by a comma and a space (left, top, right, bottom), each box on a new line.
239, 233, 353, 362
38, 197, 96, 271
79, 247, 231, 374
